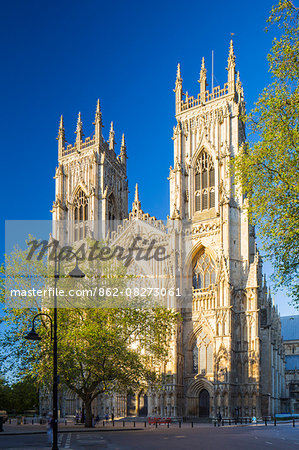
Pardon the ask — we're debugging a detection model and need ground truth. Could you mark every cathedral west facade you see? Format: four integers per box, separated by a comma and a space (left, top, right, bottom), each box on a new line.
45, 41, 286, 419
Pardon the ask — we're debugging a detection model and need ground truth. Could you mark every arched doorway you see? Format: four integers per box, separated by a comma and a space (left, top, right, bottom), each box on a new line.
138, 393, 148, 417
127, 394, 136, 416
186, 379, 213, 418
198, 389, 210, 417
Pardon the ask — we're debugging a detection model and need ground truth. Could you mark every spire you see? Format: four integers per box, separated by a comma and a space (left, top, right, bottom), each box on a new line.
120, 133, 127, 167
174, 63, 183, 114
229, 39, 235, 58
227, 39, 236, 93
199, 57, 207, 102
57, 115, 65, 158
129, 183, 145, 219
132, 183, 141, 213
236, 70, 244, 99
75, 112, 84, 144
134, 183, 139, 203
96, 98, 101, 114
200, 57, 206, 79
176, 63, 181, 81
57, 115, 65, 139
59, 115, 64, 130
109, 121, 116, 151
93, 99, 102, 143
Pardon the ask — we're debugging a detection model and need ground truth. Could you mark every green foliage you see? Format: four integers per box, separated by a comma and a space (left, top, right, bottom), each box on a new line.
0, 376, 39, 414
0, 238, 179, 426
233, 0, 299, 304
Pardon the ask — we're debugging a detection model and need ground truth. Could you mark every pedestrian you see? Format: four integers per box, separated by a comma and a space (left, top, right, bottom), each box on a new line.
217, 412, 222, 427
111, 412, 114, 421
105, 413, 109, 421
47, 414, 54, 445
75, 412, 79, 424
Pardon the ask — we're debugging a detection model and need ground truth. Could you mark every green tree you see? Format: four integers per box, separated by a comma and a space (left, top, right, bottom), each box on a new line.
10, 376, 39, 414
0, 240, 179, 427
0, 377, 12, 412
233, 0, 299, 304
0, 376, 38, 414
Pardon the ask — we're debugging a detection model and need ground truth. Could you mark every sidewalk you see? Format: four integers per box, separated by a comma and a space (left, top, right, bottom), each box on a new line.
2, 418, 283, 436
0, 421, 145, 436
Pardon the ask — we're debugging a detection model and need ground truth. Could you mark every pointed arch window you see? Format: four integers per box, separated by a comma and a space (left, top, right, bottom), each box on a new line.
108, 194, 116, 221
192, 343, 199, 373
108, 193, 117, 231
73, 188, 88, 241
194, 151, 215, 212
192, 331, 213, 375
192, 251, 216, 290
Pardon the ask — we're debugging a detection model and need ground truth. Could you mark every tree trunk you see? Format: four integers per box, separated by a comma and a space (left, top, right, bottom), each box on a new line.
84, 398, 93, 428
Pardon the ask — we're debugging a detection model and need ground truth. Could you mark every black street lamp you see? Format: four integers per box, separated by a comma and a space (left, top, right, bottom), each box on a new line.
25, 249, 85, 450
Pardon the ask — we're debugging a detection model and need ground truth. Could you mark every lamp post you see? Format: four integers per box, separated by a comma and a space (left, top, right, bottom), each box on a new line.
25, 248, 85, 450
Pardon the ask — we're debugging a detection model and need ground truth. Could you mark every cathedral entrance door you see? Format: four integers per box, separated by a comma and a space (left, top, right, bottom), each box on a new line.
138, 393, 148, 416
127, 394, 136, 416
198, 389, 210, 417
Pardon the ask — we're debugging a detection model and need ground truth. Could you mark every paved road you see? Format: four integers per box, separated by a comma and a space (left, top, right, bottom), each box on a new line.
1, 424, 299, 449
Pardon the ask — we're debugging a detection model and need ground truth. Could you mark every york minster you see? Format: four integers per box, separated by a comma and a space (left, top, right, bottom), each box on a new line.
43, 41, 285, 420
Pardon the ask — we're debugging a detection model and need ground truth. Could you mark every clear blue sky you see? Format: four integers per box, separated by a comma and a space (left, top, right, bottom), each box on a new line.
0, 0, 297, 316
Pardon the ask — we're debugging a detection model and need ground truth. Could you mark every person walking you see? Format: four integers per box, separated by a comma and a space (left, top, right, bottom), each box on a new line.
47, 414, 54, 445
217, 412, 222, 427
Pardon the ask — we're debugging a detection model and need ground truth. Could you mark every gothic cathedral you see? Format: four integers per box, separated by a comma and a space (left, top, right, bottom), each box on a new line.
48, 42, 285, 420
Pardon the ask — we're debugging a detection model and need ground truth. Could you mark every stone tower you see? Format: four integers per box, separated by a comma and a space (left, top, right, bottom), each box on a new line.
168, 41, 285, 418
51, 100, 128, 243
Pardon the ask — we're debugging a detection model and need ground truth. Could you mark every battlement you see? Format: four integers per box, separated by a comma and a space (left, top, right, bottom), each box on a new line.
61, 136, 97, 157
180, 83, 229, 112
175, 40, 239, 116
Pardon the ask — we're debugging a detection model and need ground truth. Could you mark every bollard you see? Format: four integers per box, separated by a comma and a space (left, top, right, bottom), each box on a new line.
156, 421, 158, 428
144, 421, 146, 428
191, 421, 193, 428
123, 421, 125, 427
214, 420, 217, 427
274, 418, 276, 426
167, 422, 169, 428
32, 419, 34, 425
265, 417, 267, 426
113, 420, 115, 427
179, 421, 181, 428
222, 420, 224, 426
293, 418, 295, 428
103, 421, 105, 427
134, 421, 135, 428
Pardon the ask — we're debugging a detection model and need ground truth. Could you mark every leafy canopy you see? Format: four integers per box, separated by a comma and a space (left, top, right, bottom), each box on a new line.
0, 239, 179, 426
233, 0, 299, 304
